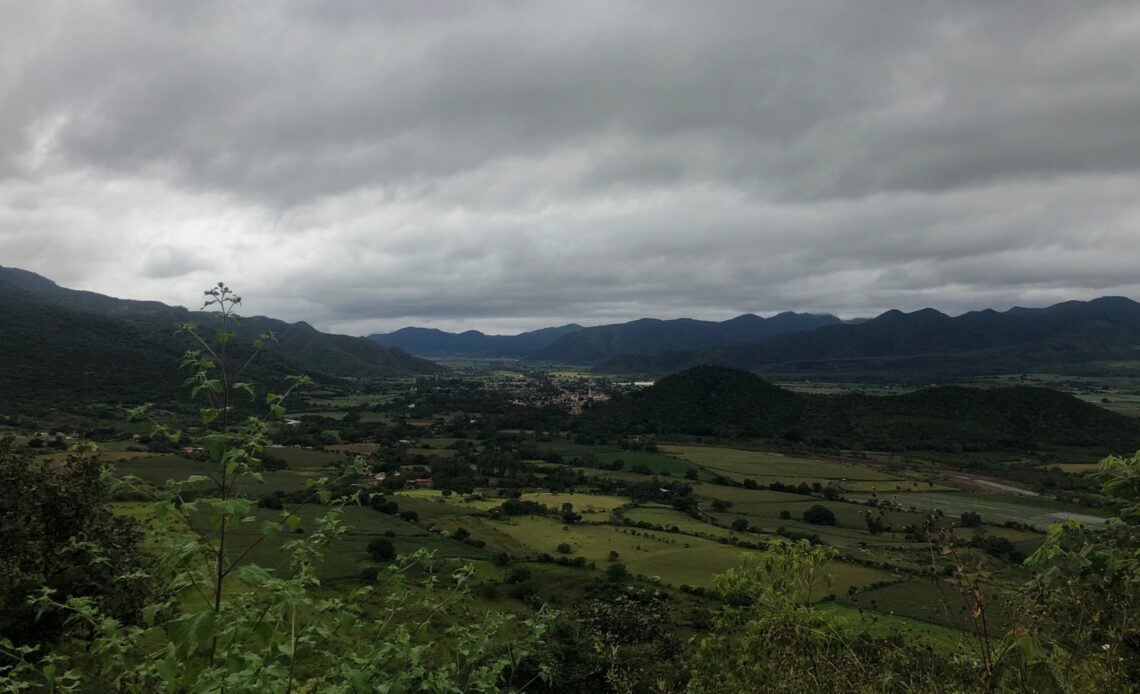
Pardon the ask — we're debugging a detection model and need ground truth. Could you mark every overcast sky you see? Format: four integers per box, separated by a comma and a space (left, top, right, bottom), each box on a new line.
3, 1, 1140, 335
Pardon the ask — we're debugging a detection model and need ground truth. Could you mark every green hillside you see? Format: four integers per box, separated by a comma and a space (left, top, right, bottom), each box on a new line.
582, 365, 1140, 453
0, 267, 443, 410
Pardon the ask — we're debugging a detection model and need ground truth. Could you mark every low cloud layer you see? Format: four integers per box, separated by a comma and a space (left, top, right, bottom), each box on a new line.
3, 1, 1139, 334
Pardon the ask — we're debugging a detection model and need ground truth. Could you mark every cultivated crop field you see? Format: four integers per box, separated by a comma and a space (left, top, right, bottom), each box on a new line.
95, 429, 1106, 639
852, 490, 1106, 529
536, 441, 700, 475
660, 444, 957, 492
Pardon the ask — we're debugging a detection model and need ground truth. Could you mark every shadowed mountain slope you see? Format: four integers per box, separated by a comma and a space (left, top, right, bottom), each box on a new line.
580, 365, 1140, 452
529, 312, 842, 364
597, 298, 1140, 378
0, 267, 442, 408
369, 324, 582, 357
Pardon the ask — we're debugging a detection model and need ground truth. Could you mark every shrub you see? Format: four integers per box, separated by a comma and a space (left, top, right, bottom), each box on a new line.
606, 563, 629, 583
802, 505, 837, 526
367, 538, 396, 562
506, 566, 532, 584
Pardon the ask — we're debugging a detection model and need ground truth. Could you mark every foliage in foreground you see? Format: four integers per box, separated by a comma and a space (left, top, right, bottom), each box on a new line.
0, 437, 155, 647
688, 450, 1140, 694
0, 284, 551, 692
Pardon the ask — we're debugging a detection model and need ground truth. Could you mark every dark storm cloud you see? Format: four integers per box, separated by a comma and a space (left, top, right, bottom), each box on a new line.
1, 0, 1139, 334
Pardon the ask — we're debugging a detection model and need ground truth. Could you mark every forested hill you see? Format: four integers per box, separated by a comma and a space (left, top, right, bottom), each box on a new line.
529, 312, 842, 363
580, 365, 1140, 453
596, 297, 1140, 378
0, 267, 442, 408
369, 323, 583, 357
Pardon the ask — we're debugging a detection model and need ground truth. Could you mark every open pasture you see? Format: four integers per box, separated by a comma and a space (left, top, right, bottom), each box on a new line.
38, 449, 154, 463
325, 443, 382, 456
689, 482, 806, 504
488, 514, 894, 593
188, 504, 487, 583
662, 444, 902, 483
407, 447, 457, 458
394, 488, 503, 512
852, 491, 1105, 529
264, 446, 345, 469
305, 394, 397, 408
1042, 462, 1100, 474
622, 505, 736, 538
292, 411, 347, 420
845, 578, 1018, 633
518, 491, 627, 516
114, 454, 215, 486
571, 466, 670, 484
1074, 392, 1140, 418
537, 440, 700, 476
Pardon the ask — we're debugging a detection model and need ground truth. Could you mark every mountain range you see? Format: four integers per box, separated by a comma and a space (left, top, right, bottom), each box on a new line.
369, 324, 583, 357
0, 267, 441, 408
579, 365, 1140, 453
596, 297, 1140, 377
370, 312, 842, 362
370, 296, 1140, 380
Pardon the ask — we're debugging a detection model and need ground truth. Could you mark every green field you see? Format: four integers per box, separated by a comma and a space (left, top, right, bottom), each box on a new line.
851, 491, 1106, 529
845, 578, 1018, 633
488, 514, 894, 594
187, 503, 487, 583
663, 445, 896, 479
622, 505, 737, 538
264, 446, 345, 468
536, 440, 700, 475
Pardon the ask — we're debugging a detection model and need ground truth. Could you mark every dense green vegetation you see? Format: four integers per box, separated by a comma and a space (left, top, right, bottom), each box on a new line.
2, 283, 1138, 692
0, 267, 441, 411
582, 365, 1140, 453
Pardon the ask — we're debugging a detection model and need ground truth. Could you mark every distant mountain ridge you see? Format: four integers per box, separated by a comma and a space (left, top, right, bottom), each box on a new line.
0, 266, 442, 408
369, 324, 583, 357
596, 297, 1140, 378
580, 365, 1140, 453
370, 311, 841, 362
529, 312, 842, 363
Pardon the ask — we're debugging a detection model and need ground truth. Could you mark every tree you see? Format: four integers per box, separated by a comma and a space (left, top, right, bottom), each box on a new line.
731, 517, 750, 532
367, 537, 396, 562
802, 504, 837, 526
556, 542, 573, 554
0, 437, 154, 645
0, 284, 553, 692
689, 541, 962, 692
559, 589, 684, 692
864, 510, 886, 535
1017, 451, 1140, 690
605, 563, 629, 583
959, 510, 982, 528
